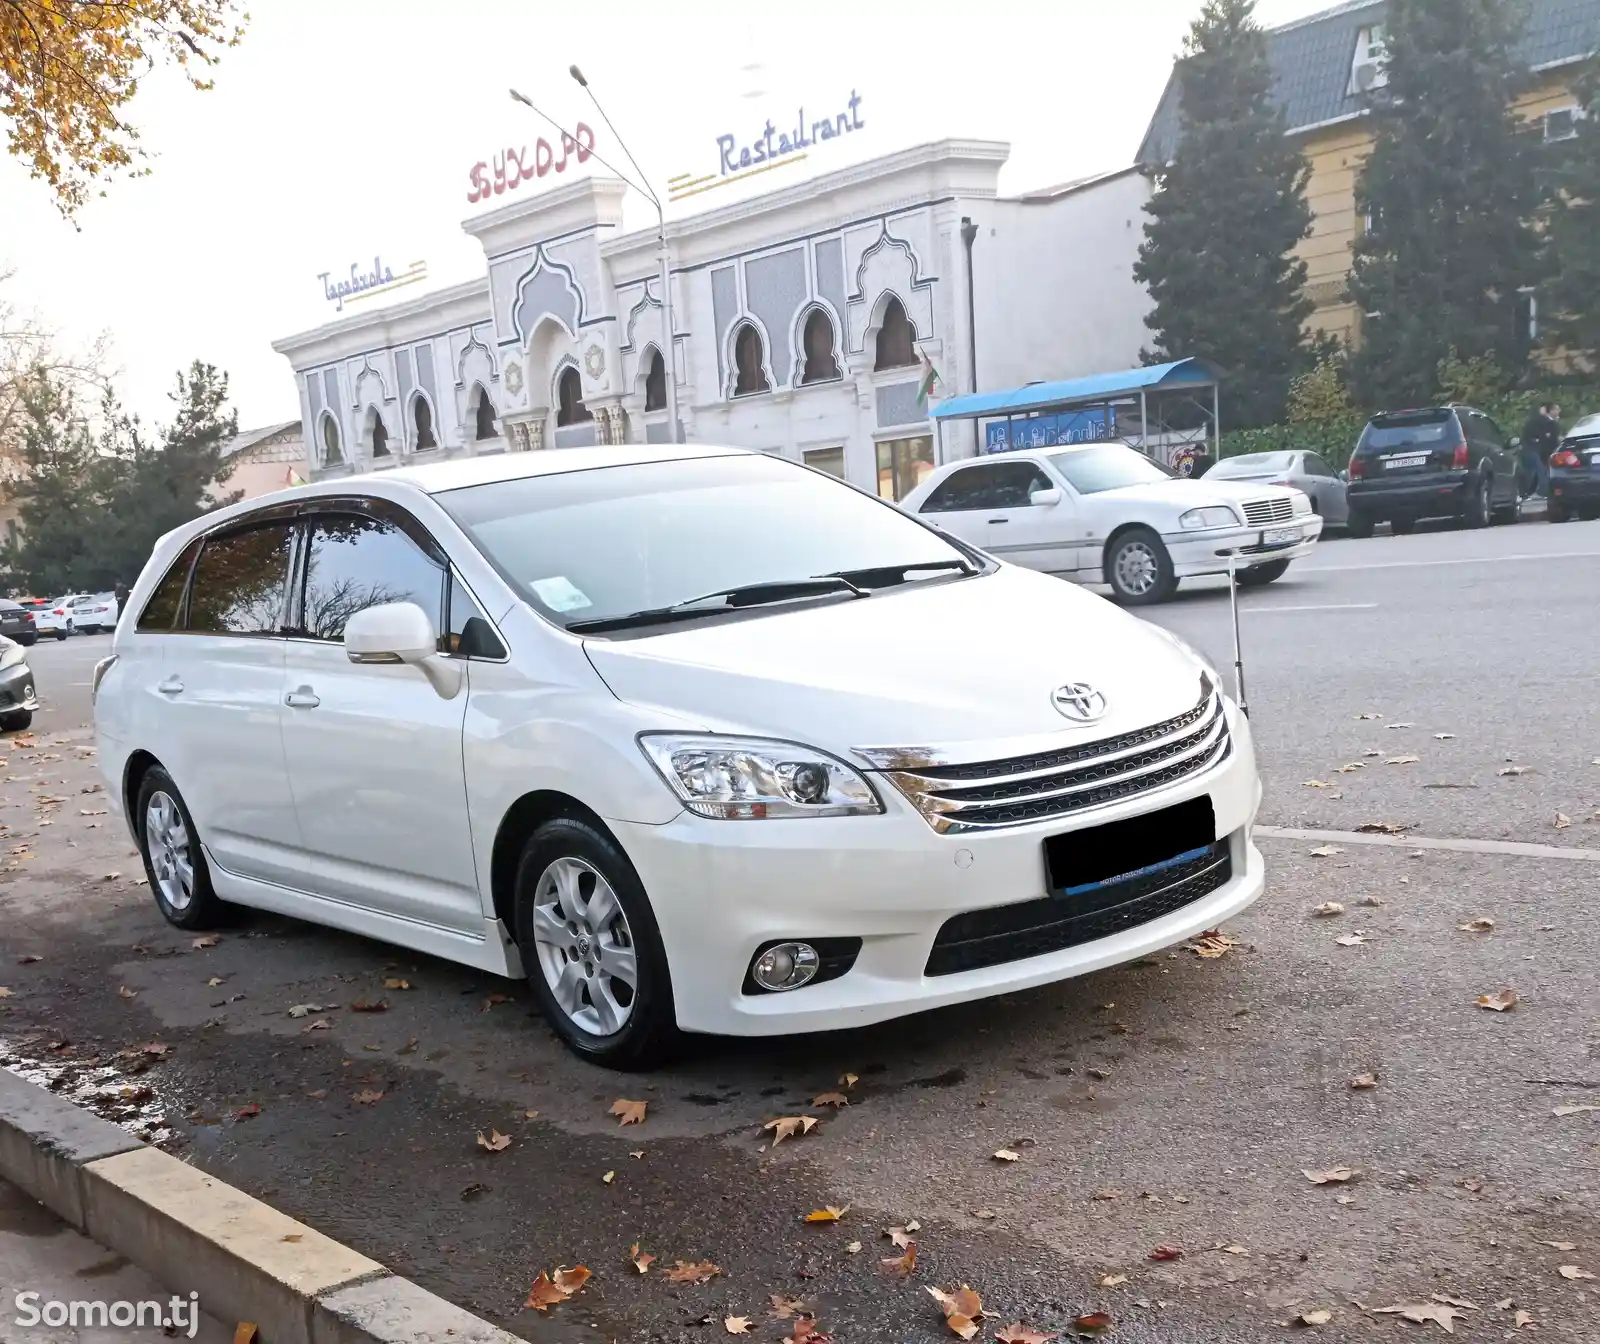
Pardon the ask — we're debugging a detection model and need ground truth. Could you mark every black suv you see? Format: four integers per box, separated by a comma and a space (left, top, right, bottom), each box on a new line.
1346, 406, 1522, 537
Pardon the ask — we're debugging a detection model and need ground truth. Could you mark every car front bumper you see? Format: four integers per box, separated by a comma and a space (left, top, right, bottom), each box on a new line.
615, 702, 1264, 1036
0, 661, 40, 713
1161, 514, 1322, 579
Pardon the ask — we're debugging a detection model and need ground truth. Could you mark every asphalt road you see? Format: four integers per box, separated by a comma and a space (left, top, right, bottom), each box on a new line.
1, 520, 1598, 1343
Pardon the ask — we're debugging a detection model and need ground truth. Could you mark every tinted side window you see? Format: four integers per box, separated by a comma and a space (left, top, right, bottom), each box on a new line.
921, 466, 1000, 513
136, 539, 200, 632
299, 514, 446, 643
186, 524, 295, 635
1480, 416, 1508, 449
989, 462, 1055, 508
1303, 455, 1334, 478
447, 573, 507, 659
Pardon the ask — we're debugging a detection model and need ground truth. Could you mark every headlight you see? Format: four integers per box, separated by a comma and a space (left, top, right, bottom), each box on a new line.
0, 643, 24, 671
1179, 506, 1239, 530
639, 734, 883, 819
1290, 491, 1312, 516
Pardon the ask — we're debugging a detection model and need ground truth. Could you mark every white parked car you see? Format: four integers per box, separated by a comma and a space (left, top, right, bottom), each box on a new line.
69, 592, 120, 633
33, 595, 80, 639
901, 442, 1323, 604
93, 446, 1265, 1068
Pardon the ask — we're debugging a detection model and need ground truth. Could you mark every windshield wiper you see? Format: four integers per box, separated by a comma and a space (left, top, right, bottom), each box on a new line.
827, 558, 980, 586
565, 576, 866, 634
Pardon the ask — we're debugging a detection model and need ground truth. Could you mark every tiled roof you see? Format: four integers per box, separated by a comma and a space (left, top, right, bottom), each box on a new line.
221, 420, 301, 459
1138, 0, 1600, 165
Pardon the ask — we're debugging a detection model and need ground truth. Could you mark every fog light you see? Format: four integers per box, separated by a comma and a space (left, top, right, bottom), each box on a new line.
750, 941, 820, 992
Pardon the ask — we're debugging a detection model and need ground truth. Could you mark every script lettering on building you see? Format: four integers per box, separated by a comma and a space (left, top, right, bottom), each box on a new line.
669, 91, 865, 203
467, 124, 597, 204
319, 257, 429, 312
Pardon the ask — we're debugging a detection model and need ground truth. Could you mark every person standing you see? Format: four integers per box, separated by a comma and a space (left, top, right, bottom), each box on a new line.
1521, 403, 1549, 498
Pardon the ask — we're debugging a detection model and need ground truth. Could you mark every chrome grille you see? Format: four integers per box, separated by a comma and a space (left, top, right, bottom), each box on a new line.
882, 689, 1231, 834
1241, 497, 1294, 527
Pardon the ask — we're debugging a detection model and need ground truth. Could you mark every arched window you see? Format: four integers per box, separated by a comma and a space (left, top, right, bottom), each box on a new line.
471, 384, 497, 441
874, 296, 918, 370
556, 366, 592, 426
411, 394, 437, 451
800, 309, 841, 384
644, 349, 667, 412
732, 322, 770, 396
320, 413, 343, 465
371, 411, 391, 457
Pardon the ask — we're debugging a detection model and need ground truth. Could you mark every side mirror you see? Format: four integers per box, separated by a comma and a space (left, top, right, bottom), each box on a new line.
1339, 470, 1349, 482
1029, 487, 1063, 507
344, 601, 462, 699
1509, 436, 1522, 449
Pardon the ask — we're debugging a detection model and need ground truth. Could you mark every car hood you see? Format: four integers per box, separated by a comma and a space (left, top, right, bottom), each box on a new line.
582, 566, 1210, 759
1086, 479, 1295, 514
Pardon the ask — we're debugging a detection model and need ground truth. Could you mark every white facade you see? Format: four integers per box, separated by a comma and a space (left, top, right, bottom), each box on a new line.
271, 140, 1152, 500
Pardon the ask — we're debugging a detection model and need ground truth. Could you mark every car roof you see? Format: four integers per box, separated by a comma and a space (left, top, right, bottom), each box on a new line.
1567, 412, 1600, 437
358, 443, 746, 494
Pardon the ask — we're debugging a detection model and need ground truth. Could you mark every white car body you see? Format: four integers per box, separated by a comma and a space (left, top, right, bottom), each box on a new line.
33, 596, 80, 637
69, 593, 119, 632
93, 445, 1265, 1058
901, 443, 1322, 600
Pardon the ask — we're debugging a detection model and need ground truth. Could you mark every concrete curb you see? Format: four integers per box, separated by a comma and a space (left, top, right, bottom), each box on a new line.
0, 1069, 529, 1344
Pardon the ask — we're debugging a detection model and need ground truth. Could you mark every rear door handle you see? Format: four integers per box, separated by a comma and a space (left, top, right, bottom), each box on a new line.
988, 517, 1009, 524
284, 686, 320, 709
157, 676, 184, 697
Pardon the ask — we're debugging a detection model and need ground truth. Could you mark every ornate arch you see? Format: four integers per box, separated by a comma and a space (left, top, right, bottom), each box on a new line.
725, 315, 775, 398
406, 388, 440, 452
791, 301, 844, 385
455, 331, 497, 389
511, 248, 585, 346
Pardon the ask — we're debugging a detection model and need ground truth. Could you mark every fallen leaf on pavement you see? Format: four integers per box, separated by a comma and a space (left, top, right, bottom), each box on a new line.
1515, 1309, 1537, 1328
1092, 1189, 1120, 1201
1356, 712, 1380, 720
972, 1208, 995, 1220
525, 1266, 590, 1311
117, 985, 137, 999
382, 978, 411, 990
768, 1295, 805, 1319
1302, 779, 1330, 788
1098, 1274, 1128, 1287
1349, 1073, 1379, 1090
1433, 732, 1455, 740
1070, 1315, 1111, 1338
476, 1129, 511, 1152
663, 1259, 721, 1284
1355, 821, 1409, 834
1386, 722, 1414, 729
286, 1003, 331, 1018
995, 1324, 1057, 1344
805, 1206, 848, 1223
191, 935, 219, 949
1458, 918, 1495, 933
280, 1233, 303, 1243
1312, 902, 1345, 917
880, 1242, 917, 1275
1333, 933, 1368, 946
764, 1115, 818, 1145
1557, 1265, 1595, 1280
610, 1098, 647, 1126
1554, 812, 1572, 829
724, 1318, 752, 1335
205, 976, 224, 987
234, 1104, 261, 1120
1498, 765, 1531, 776
785, 1315, 830, 1344
1303, 1167, 1359, 1185
352, 1090, 384, 1105
992, 1148, 1021, 1162
838, 1072, 859, 1089
927, 1286, 984, 1340
812, 1091, 849, 1108
602, 1170, 615, 1183
481, 992, 514, 1012
140, 1042, 169, 1057
1297, 1308, 1332, 1327
1387, 755, 1420, 765
1185, 928, 1240, 958
1475, 988, 1518, 1012
629, 1242, 655, 1273
348, 998, 387, 1013
1148, 1245, 1183, 1261
1309, 845, 1344, 857
301, 1018, 330, 1033
15, 955, 39, 964
1373, 1302, 1468, 1332
1552, 1103, 1599, 1117
1431, 1295, 1479, 1311
0, 987, 12, 998
887, 1223, 920, 1248
846, 1240, 862, 1252
1539, 1241, 1576, 1251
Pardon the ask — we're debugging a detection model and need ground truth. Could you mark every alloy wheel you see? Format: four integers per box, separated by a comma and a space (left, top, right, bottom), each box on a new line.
144, 791, 195, 912
1114, 540, 1160, 597
529, 856, 638, 1037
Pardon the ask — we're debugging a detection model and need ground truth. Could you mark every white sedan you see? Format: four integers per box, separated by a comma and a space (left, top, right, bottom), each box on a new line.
68, 592, 120, 633
900, 442, 1322, 604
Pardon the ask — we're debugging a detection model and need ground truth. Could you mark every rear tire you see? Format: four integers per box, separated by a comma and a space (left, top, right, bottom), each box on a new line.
1236, 559, 1290, 587
514, 816, 681, 1070
1465, 476, 1492, 529
135, 766, 227, 930
54, 629, 67, 641
1390, 516, 1416, 536
1346, 511, 1375, 539
0, 710, 32, 732
1104, 528, 1177, 605
1547, 501, 1570, 523
17, 634, 35, 647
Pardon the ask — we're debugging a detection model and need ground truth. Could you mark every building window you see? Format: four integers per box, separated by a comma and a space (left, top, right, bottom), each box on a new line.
874, 297, 918, 371
644, 349, 667, 412
411, 394, 438, 451
471, 384, 497, 440
371, 412, 390, 457
732, 322, 771, 396
1349, 23, 1388, 95
876, 435, 935, 502
556, 366, 592, 426
799, 309, 841, 384
1544, 107, 1581, 143
803, 446, 846, 478
320, 413, 343, 466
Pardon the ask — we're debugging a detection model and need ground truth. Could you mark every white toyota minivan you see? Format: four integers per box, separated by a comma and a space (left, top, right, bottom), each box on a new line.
93, 445, 1265, 1068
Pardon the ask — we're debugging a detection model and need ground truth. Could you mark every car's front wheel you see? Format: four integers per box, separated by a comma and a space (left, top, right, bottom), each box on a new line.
1105, 528, 1177, 605
136, 766, 227, 929
514, 816, 680, 1069
1236, 559, 1290, 587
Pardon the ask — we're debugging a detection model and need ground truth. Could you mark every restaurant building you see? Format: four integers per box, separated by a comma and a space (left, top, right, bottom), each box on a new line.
272, 139, 1152, 500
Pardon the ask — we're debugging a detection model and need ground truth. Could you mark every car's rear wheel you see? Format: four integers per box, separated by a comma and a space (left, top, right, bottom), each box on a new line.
17, 634, 35, 647
1465, 476, 1492, 529
0, 710, 31, 733
1236, 559, 1290, 587
514, 816, 680, 1070
1390, 516, 1417, 535
136, 766, 227, 929
1105, 528, 1177, 605
54, 629, 66, 641
1547, 501, 1570, 523
1345, 510, 1375, 539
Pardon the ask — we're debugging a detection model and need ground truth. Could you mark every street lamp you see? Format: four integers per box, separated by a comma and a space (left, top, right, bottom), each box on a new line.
507, 73, 681, 444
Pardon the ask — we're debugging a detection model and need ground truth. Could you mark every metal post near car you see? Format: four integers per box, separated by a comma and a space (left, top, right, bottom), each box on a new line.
1226, 550, 1248, 718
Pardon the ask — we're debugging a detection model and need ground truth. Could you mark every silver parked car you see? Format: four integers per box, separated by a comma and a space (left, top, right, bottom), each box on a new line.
1207, 450, 1349, 528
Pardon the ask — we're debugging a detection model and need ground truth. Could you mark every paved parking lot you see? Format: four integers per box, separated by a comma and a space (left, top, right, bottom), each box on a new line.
1, 521, 1597, 1342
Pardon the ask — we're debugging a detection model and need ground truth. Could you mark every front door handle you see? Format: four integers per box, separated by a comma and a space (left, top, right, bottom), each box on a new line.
157, 676, 184, 697
284, 686, 321, 709
988, 517, 1009, 524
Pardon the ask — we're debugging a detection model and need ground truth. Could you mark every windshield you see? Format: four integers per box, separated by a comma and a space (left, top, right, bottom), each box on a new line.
1210, 452, 1296, 475
1048, 444, 1175, 494
437, 453, 978, 631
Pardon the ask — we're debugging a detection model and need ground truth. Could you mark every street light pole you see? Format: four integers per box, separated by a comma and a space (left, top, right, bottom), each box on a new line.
509, 81, 682, 444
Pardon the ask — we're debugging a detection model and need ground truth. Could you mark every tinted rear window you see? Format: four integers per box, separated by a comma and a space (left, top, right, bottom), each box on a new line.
137, 540, 200, 632
1361, 413, 1454, 451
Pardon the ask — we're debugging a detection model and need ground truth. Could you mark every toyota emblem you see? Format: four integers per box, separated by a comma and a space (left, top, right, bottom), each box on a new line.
1051, 682, 1107, 723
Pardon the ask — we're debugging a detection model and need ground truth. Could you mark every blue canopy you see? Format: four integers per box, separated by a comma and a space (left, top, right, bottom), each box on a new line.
929, 357, 1223, 421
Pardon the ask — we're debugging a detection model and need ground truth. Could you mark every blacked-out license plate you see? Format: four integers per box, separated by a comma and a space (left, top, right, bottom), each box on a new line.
1044, 795, 1217, 896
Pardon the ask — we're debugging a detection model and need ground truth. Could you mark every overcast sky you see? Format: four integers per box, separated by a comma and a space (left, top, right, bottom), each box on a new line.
0, 0, 1334, 432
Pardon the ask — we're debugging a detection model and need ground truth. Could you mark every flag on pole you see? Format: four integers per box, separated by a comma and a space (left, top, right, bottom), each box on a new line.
285, 466, 308, 487
916, 350, 942, 409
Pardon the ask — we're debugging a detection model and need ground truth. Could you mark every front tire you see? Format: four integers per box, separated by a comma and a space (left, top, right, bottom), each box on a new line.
0, 710, 32, 732
1105, 528, 1177, 605
514, 816, 680, 1070
1236, 559, 1290, 587
135, 766, 227, 930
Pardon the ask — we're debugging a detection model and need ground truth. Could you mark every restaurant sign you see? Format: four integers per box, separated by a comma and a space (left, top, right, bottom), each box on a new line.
467, 124, 597, 204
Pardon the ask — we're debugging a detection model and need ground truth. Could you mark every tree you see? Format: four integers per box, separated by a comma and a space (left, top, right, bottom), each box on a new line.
1135, 0, 1315, 429
1287, 356, 1353, 424
0, 369, 104, 594
2, 269, 108, 465
1, 1, 247, 216
1541, 59, 1600, 359
1348, 0, 1541, 408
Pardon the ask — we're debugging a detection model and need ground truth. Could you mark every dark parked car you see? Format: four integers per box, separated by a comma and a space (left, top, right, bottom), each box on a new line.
1548, 412, 1600, 523
0, 600, 39, 646
1346, 406, 1522, 537
0, 635, 38, 731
